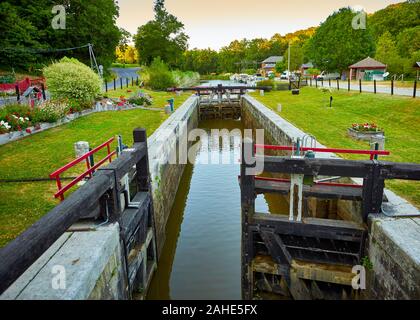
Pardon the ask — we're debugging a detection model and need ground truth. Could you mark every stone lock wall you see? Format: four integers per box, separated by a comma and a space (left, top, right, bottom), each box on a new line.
147, 96, 199, 256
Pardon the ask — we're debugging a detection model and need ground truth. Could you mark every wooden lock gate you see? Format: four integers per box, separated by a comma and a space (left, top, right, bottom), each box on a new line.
240, 140, 420, 300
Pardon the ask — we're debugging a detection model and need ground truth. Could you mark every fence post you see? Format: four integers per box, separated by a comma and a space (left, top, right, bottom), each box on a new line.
413, 80, 417, 98
126, 78, 129, 88
359, 79, 362, 93
315, 78, 318, 88
328, 79, 331, 87
105, 81, 108, 93
310, 78, 312, 87
120, 78, 123, 89
114, 78, 116, 90
321, 79, 324, 87
337, 79, 340, 91
348, 78, 350, 91
374, 80, 377, 94
391, 79, 394, 95
15, 84, 20, 102
131, 77, 134, 86
133, 128, 149, 192
136, 76, 139, 86
41, 83, 46, 100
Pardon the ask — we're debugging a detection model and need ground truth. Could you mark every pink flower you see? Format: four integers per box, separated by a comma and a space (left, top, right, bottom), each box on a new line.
26, 128, 32, 134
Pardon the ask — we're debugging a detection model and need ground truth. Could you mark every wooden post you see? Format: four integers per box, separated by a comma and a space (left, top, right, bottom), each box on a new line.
374, 80, 377, 94
120, 78, 123, 90
391, 79, 394, 95
114, 78, 116, 90
131, 77, 134, 86
359, 79, 362, 93
328, 79, 331, 87
310, 78, 312, 87
321, 79, 324, 87
348, 78, 350, 91
413, 80, 417, 98
15, 84, 20, 102
136, 76, 139, 86
337, 79, 340, 91
241, 138, 256, 300
126, 78, 129, 88
105, 81, 108, 92
315, 78, 318, 88
41, 83, 46, 100
133, 128, 149, 192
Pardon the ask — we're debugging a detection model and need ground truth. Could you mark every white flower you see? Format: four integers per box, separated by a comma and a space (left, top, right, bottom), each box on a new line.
12, 115, 18, 119
25, 117, 29, 121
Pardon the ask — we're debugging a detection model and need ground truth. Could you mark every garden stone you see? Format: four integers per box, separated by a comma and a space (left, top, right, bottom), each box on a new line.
74, 141, 90, 158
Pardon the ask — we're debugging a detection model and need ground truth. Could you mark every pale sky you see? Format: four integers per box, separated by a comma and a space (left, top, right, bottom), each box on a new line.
116, 0, 405, 50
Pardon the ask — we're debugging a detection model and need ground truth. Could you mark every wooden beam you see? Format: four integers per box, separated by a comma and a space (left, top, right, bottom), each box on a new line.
0, 171, 115, 294
255, 179, 363, 200
251, 213, 365, 242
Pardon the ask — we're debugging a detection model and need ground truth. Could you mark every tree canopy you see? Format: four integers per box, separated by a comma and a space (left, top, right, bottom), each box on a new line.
0, 0, 121, 71
306, 7, 375, 73
134, 0, 188, 67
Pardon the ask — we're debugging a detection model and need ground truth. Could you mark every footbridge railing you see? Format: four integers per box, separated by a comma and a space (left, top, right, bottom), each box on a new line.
0, 129, 157, 297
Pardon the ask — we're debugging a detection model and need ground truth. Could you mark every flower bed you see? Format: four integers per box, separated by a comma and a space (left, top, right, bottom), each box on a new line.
348, 123, 385, 145
0, 90, 154, 146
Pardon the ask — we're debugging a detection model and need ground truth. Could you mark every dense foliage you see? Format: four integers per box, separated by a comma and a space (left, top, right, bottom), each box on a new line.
177, 29, 315, 74
43, 57, 102, 103
0, 0, 121, 71
134, 1, 188, 67
305, 8, 375, 73
143, 58, 176, 91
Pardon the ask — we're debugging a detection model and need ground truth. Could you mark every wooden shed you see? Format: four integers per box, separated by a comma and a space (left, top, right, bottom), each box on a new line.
349, 57, 386, 81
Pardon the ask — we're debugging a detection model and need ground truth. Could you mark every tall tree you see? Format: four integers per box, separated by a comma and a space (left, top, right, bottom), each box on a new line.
135, 1, 188, 67
375, 31, 405, 75
306, 7, 375, 73
0, 0, 121, 70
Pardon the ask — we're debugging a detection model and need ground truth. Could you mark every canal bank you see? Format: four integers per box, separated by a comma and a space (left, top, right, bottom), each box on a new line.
2, 90, 419, 300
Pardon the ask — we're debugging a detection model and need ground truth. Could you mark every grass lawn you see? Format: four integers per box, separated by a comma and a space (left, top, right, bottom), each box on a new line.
250, 87, 420, 207
0, 87, 190, 247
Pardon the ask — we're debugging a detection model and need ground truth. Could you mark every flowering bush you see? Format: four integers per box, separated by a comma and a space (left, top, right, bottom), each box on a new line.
0, 104, 33, 132
3, 114, 32, 132
0, 120, 12, 133
33, 100, 69, 123
351, 123, 383, 132
43, 57, 102, 104
128, 91, 152, 106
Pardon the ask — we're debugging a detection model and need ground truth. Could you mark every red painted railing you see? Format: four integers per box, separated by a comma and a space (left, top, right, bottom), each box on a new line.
255, 144, 390, 160
50, 137, 116, 201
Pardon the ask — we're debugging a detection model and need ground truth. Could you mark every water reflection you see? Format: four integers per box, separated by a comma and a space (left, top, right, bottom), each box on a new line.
147, 119, 285, 300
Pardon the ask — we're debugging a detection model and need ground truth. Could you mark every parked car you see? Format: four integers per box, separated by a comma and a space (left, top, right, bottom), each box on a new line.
280, 71, 298, 80
316, 71, 340, 80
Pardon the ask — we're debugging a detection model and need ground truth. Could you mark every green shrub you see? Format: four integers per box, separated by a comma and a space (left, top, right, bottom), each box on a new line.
242, 69, 256, 75
256, 79, 275, 88
172, 70, 200, 87
32, 100, 69, 123
144, 58, 176, 91
43, 57, 102, 103
0, 73, 16, 84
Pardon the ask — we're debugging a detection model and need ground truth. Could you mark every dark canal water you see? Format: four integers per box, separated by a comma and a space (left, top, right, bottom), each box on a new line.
147, 119, 287, 300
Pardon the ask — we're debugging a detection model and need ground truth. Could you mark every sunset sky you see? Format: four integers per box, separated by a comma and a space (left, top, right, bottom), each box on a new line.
116, 0, 405, 50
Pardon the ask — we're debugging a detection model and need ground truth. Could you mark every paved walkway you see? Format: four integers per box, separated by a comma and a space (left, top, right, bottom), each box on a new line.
104, 67, 141, 90
307, 80, 418, 98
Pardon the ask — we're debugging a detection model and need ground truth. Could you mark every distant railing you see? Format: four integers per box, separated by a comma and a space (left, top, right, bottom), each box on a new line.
50, 137, 116, 201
